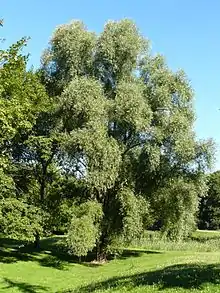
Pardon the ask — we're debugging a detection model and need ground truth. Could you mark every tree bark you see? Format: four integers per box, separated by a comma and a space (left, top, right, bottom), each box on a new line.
34, 232, 40, 249
97, 251, 107, 263
96, 240, 107, 263
96, 185, 120, 262
40, 163, 47, 202
96, 224, 109, 262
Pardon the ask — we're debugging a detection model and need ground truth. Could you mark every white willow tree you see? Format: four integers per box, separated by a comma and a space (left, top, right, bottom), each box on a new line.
42, 20, 214, 259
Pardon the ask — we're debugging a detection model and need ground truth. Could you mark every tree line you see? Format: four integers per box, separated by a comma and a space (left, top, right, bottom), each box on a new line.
0, 19, 215, 260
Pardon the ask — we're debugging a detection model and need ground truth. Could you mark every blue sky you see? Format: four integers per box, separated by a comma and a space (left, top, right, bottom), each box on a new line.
1, 0, 220, 169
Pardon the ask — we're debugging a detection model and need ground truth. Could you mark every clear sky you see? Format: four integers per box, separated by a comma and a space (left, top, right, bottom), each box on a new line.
1, 0, 220, 169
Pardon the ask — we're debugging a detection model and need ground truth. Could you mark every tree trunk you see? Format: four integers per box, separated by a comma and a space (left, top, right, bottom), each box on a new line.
96, 245, 107, 263
96, 231, 108, 262
40, 164, 47, 202
34, 232, 40, 249
95, 187, 117, 262
95, 184, 120, 262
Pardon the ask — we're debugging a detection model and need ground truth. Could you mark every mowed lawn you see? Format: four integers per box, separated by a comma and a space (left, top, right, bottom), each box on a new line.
1, 235, 220, 292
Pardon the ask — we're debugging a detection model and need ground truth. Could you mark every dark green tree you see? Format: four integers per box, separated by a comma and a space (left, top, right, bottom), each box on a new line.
0, 38, 50, 243
198, 171, 220, 230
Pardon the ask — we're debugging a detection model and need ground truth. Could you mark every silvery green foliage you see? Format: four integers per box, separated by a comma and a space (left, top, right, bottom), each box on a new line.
154, 178, 199, 240
61, 77, 122, 192
43, 19, 214, 255
113, 81, 152, 132
66, 201, 102, 257
42, 21, 96, 93
117, 187, 150, 243
94, 19, 148, 81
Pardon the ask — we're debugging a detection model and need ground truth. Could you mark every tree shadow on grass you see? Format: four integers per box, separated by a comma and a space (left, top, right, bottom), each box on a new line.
63, 263, 220, 292
0, 249, 33, 264
119, 249, 161, 259
0, 236, 72, 269
0, 237, 27, 248
38, 253, 72, 270
0, 236, 162, 270
2, 278, 48, 293
0, 236, 96, 269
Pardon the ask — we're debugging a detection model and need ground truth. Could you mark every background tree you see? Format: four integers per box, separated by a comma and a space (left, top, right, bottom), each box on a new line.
198, 171, 220, 230
0, 38, 50, 244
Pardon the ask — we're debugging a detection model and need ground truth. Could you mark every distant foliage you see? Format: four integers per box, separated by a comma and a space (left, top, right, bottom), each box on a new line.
199, 171, 220, 230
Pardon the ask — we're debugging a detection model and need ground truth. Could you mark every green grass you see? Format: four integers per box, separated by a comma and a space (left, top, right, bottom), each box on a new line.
1, 234, 220, 292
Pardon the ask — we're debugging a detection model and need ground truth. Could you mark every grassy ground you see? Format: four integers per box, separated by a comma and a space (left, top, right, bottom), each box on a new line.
1, 232, 220, 292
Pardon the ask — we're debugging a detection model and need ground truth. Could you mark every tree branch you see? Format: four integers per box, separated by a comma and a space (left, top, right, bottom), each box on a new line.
123, 142, 144, 156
